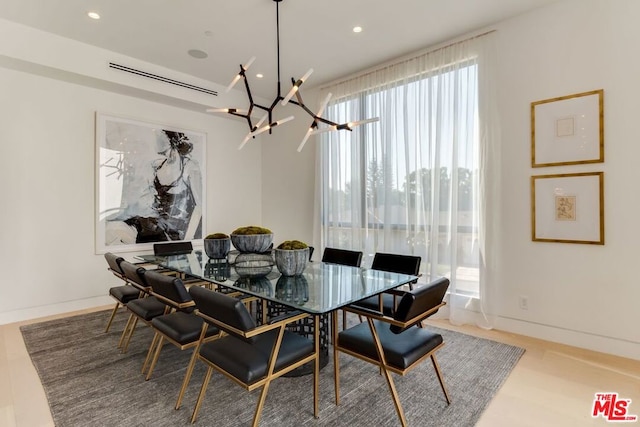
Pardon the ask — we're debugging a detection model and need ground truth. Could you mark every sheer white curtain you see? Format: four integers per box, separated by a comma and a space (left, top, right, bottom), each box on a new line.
315, 32, 499, 328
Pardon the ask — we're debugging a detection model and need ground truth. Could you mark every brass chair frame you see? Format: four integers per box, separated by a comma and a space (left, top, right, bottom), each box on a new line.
333, 299, 450, 427
118, 262, 167, 353
141, 281, 222, 412
104, 253, 142, 333
190, 306, 320, 426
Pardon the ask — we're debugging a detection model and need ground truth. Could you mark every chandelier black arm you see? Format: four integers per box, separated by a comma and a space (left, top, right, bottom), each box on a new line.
212, 0, 371, 150
289, 79, 342, 129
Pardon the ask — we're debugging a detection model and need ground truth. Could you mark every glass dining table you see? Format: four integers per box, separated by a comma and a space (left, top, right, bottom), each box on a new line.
135, 250, 418, 374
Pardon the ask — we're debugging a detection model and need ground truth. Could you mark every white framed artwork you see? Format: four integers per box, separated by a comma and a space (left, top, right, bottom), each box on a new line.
95, 113, 206, 253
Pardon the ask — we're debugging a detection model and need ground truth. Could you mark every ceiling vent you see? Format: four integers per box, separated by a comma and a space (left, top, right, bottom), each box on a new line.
109, 62, 218, 97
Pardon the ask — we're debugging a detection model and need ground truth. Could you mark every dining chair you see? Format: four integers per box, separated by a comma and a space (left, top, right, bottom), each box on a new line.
351, 252, 421, 316
321, 247, 363, 267
321, 247, 363, 330
118, 261, 168, 353
142, 270, 222, 410
153, 241, 194, 256
333, 277, 451, 427
188, 286, 319, 425
104, 252, 141, 333
152, 241, 213, 289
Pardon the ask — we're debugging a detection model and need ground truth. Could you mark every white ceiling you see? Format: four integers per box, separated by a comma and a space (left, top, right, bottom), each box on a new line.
0, 0, 560, 99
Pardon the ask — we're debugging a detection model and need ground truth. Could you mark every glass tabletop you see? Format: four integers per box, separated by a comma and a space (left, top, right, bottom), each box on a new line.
135, 251, 418, 315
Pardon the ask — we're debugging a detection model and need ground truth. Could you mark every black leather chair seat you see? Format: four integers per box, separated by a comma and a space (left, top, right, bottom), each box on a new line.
109, 285, 140, 304
151, 312, 219, 345
338, 320, 443, 370
199, 330, 314, 385
126, 297, 166, 320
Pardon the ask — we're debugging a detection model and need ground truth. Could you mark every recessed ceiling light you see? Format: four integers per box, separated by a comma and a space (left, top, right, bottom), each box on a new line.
87, 11, 101, 20
256, 74, 264, 79
188, 49, 208, 59
353, 26, 363, 33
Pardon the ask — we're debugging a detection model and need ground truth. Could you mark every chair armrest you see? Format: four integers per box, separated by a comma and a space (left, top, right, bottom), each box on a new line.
344, 305, 385, 318
383, 288, 407, 297
196, 308, 311, 339
344, 301, 446, 329
342, 305, 405, 328
151, 292, 196, 310
246, 311, 310, 337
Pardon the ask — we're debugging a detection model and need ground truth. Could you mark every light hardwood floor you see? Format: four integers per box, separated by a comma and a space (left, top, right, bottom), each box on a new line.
1, 306, 638, 426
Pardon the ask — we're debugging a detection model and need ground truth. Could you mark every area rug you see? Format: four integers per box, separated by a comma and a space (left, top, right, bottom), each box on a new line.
20, 310, 524, 426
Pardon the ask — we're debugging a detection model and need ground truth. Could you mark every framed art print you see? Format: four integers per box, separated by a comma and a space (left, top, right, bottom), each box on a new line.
531, 172, 604, 244
95, 113, 206, 254
531, 89, 604, 167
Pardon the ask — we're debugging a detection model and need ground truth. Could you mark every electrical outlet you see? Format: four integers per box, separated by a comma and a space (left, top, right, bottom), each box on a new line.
519, 295, 529, 310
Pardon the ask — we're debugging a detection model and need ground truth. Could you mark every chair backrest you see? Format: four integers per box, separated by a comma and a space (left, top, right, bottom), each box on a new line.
104, 252, 125, 275
371, 252, 421, 276
153, 241, 193, 256
119, 260, 148, 291
321, 247, 363, 267
144, 270, 192, 308
189, 286, 257, 343
391, 277, 449, 334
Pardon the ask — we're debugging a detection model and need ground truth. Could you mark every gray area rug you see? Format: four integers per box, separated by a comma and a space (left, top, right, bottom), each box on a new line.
20, 309, 524, 426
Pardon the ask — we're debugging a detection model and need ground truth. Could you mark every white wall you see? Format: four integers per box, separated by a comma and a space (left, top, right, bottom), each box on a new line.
0, 50, 264, 321
491, 0, 640, 359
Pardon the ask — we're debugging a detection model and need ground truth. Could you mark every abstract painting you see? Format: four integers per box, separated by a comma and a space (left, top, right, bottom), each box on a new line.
95, 113, 206, 253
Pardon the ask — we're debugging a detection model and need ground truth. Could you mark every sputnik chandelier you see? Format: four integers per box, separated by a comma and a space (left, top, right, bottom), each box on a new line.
207, 0, 378, 152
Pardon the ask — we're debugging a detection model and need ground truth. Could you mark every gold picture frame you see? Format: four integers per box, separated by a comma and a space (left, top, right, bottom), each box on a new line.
531, 172, 604, 245
531, 89, 604, 167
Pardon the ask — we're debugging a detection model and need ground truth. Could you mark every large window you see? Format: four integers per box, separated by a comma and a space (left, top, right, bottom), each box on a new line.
320, 58, 480, 296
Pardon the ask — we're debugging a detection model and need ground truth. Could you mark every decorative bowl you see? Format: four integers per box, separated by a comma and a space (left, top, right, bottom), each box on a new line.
274, 247, 309, 276
204, 237, 231, 259
230, 233, 273, 253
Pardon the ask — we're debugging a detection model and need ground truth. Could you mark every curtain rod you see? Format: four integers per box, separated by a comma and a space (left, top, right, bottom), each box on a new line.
319, 29, 497, 91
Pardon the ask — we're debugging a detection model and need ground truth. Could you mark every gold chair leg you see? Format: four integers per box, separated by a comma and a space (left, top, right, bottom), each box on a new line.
332, 311, 341, 406
191, 366, 214, 424
145, 336, 164, 380
252, 383, 271, 427
118, 313, 134, 348
261, 299, 268, 324
431, 354, 451, 404
121, 317, 139, 353
142, 332, 160, 374
105, 303, 120, 333
313, 315, 319, 418
367, 318, 408, 427
176, 346, 201, 410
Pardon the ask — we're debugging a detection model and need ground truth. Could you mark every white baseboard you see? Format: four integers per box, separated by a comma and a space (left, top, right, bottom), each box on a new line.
441, 295, 639, 361
495, 316, 640, 361
0, 296, 113, 325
